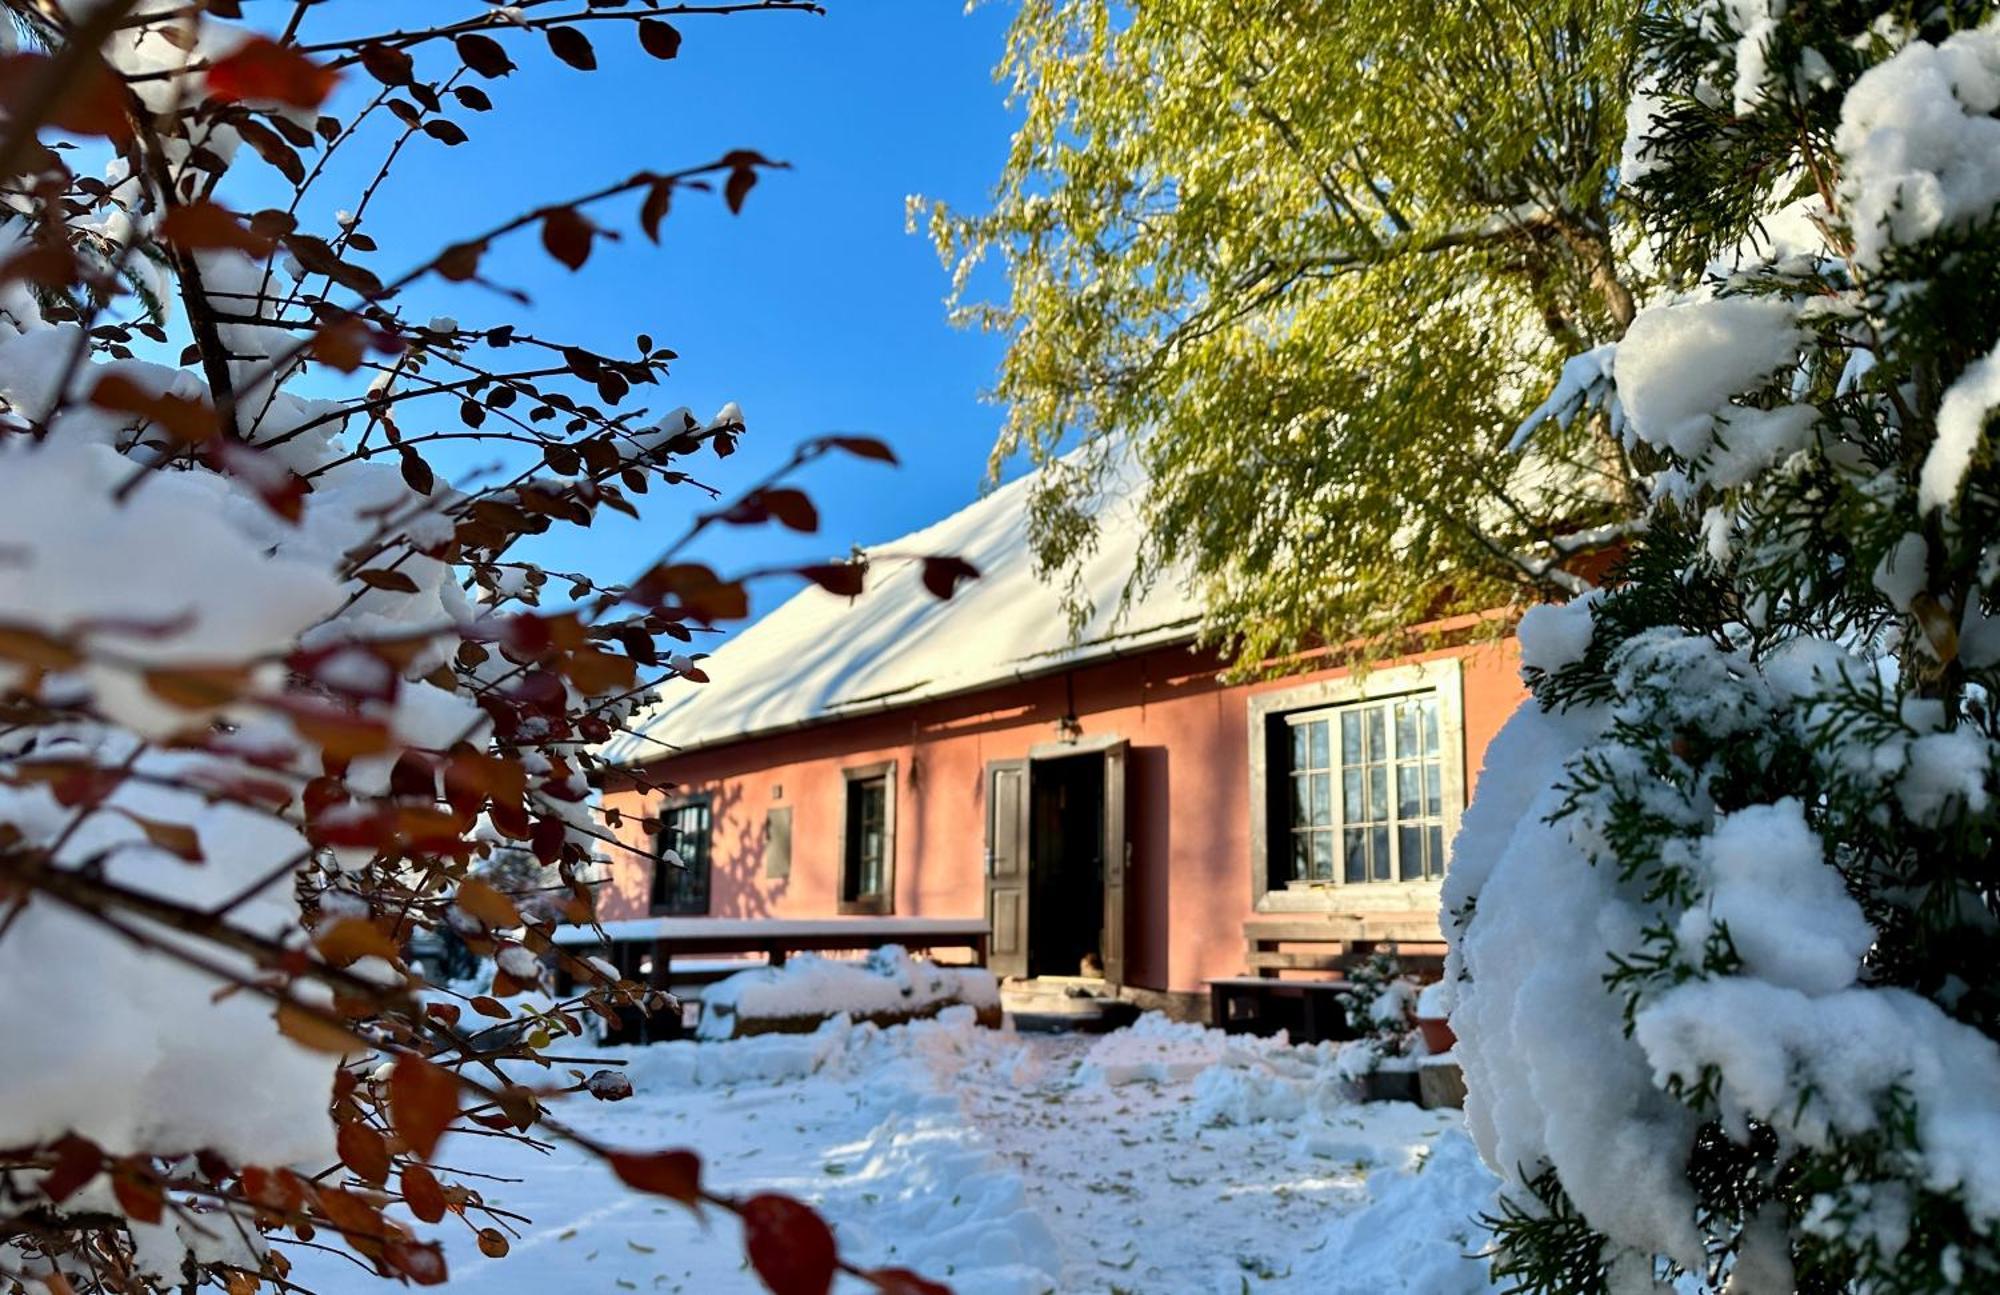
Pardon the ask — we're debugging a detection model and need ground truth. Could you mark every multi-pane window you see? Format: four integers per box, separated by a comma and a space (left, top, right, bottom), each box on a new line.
842, 773, 890, 910
1285, 692, 1446, 885
651, 798, 711, 914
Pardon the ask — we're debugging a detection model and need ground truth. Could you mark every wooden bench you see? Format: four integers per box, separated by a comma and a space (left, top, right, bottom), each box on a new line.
1207, 910, 1446, 1043
1242, 913, 1445, 978
1208, 976, 1359, 1043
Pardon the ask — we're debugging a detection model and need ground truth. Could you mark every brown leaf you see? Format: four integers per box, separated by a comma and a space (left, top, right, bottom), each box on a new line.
401, 1164, 447, 1223
111, 1166, 164, 1226
91, 372, 219, 445
639, 179, 673, 244
277, 1002, 362, 1054
436, 241, 484, 282
760, 488, 818, 534
124, 812, 202, 861
725, 165, 757, 215
0, 623, 81, 670
469, 995, 510, 1020
638, 20, 682, 60
608, 1149, 700, 1206
741, 1193, 837, 1295
400, 447, 435, 496
920, 556, 980, 601
357, 43, 415, 87
818, 435, 898, 464
0, 53, 128, 140
388, 1056, 459, 1162
355, 567, 421, 594
314, 917, 400, 967
39, 1135, 102, 1205
540, 208, 593, 271
336, 1121, 392, 1185
546, 27, 597, 71
312, 316, 370, 372
381, 1238, 448, 1285
799, 564, 865, 598
476, 1228, 510, 1258
455, 33, 516, 78
286, 705, 395, 759
207, 39, 339, 108
454, 877, 521, 929
159, 200, 273, 255
207, 39, 336, 107
866, 1269, 953, 1295
565, 646, 636, 696
143, 665, 252, 710
423, 119, 468, 147
234, 117, 305, 185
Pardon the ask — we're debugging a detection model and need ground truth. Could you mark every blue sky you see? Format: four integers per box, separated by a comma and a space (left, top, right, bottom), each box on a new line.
278, 1, 1024, 619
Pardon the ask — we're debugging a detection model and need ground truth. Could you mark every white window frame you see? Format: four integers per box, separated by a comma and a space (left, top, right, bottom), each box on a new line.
1246, 658, 1467, 914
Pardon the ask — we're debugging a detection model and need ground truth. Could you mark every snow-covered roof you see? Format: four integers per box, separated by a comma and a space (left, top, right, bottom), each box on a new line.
601, 464, 1202, 764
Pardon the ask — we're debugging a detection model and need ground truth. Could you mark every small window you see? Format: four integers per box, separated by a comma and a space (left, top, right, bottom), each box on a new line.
651, 797, 712, 915
1284, 692, 1446, 885
841, 764, 895, 913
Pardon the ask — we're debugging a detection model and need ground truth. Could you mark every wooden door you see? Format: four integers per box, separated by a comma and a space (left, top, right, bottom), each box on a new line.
984, 759, 1030, 980
1100, 741, 1129, 988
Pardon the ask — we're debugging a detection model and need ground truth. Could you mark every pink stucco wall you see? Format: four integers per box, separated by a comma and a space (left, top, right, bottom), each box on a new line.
597, 636, 1526, 994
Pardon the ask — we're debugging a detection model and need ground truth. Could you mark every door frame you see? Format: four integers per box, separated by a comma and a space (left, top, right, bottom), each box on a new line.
986, 736, 1132, 988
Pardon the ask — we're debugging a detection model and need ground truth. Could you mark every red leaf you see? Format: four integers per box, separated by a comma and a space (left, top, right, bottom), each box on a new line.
336, 1122, 391, 1185
40, 1135, 102, 1205
388, 1056, 459, 1161
920, 556, 980, 601
401, 1164, 447, 1224
741, 1193, 837, 1295
608, 1149, 701, 1206
111, 1165, 163, 1225
206, 38, 339, 108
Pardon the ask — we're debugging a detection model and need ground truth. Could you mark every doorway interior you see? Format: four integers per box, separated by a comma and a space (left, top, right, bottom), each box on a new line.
1027, 752, 1105, 979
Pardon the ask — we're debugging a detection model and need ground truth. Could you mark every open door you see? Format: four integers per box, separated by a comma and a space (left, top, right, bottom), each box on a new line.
984, 759, 1030, 980
1100, 740, 1129, 988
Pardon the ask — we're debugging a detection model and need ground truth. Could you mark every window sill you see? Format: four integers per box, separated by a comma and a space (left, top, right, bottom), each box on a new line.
1255, 880, 1442, 915
838, 897, 893, 917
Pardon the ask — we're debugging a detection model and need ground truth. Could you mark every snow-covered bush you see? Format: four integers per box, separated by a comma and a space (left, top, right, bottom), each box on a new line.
0, 7, 956, 1295
1448, 5, 2000, 1292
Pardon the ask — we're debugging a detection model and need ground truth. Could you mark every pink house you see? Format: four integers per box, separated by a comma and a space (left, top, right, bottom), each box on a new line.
593, 471, 1528, 1018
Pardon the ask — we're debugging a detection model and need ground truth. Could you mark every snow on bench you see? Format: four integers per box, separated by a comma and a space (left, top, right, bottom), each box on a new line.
697, 945, 1001, 1039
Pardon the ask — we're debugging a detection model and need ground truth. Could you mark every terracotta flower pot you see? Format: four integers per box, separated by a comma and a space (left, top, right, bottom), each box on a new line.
1416, 1015, 1456, 1055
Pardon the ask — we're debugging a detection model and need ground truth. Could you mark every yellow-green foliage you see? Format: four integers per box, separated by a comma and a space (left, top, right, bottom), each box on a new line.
920, 1, 1657, 669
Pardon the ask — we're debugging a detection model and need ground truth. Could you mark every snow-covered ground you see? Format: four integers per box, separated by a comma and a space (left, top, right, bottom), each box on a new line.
289, 1012, 1499, 1294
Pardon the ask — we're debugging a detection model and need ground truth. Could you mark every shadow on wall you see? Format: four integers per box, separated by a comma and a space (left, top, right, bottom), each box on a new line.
708, 779, 787, 919
1130, 745, 1170, 990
